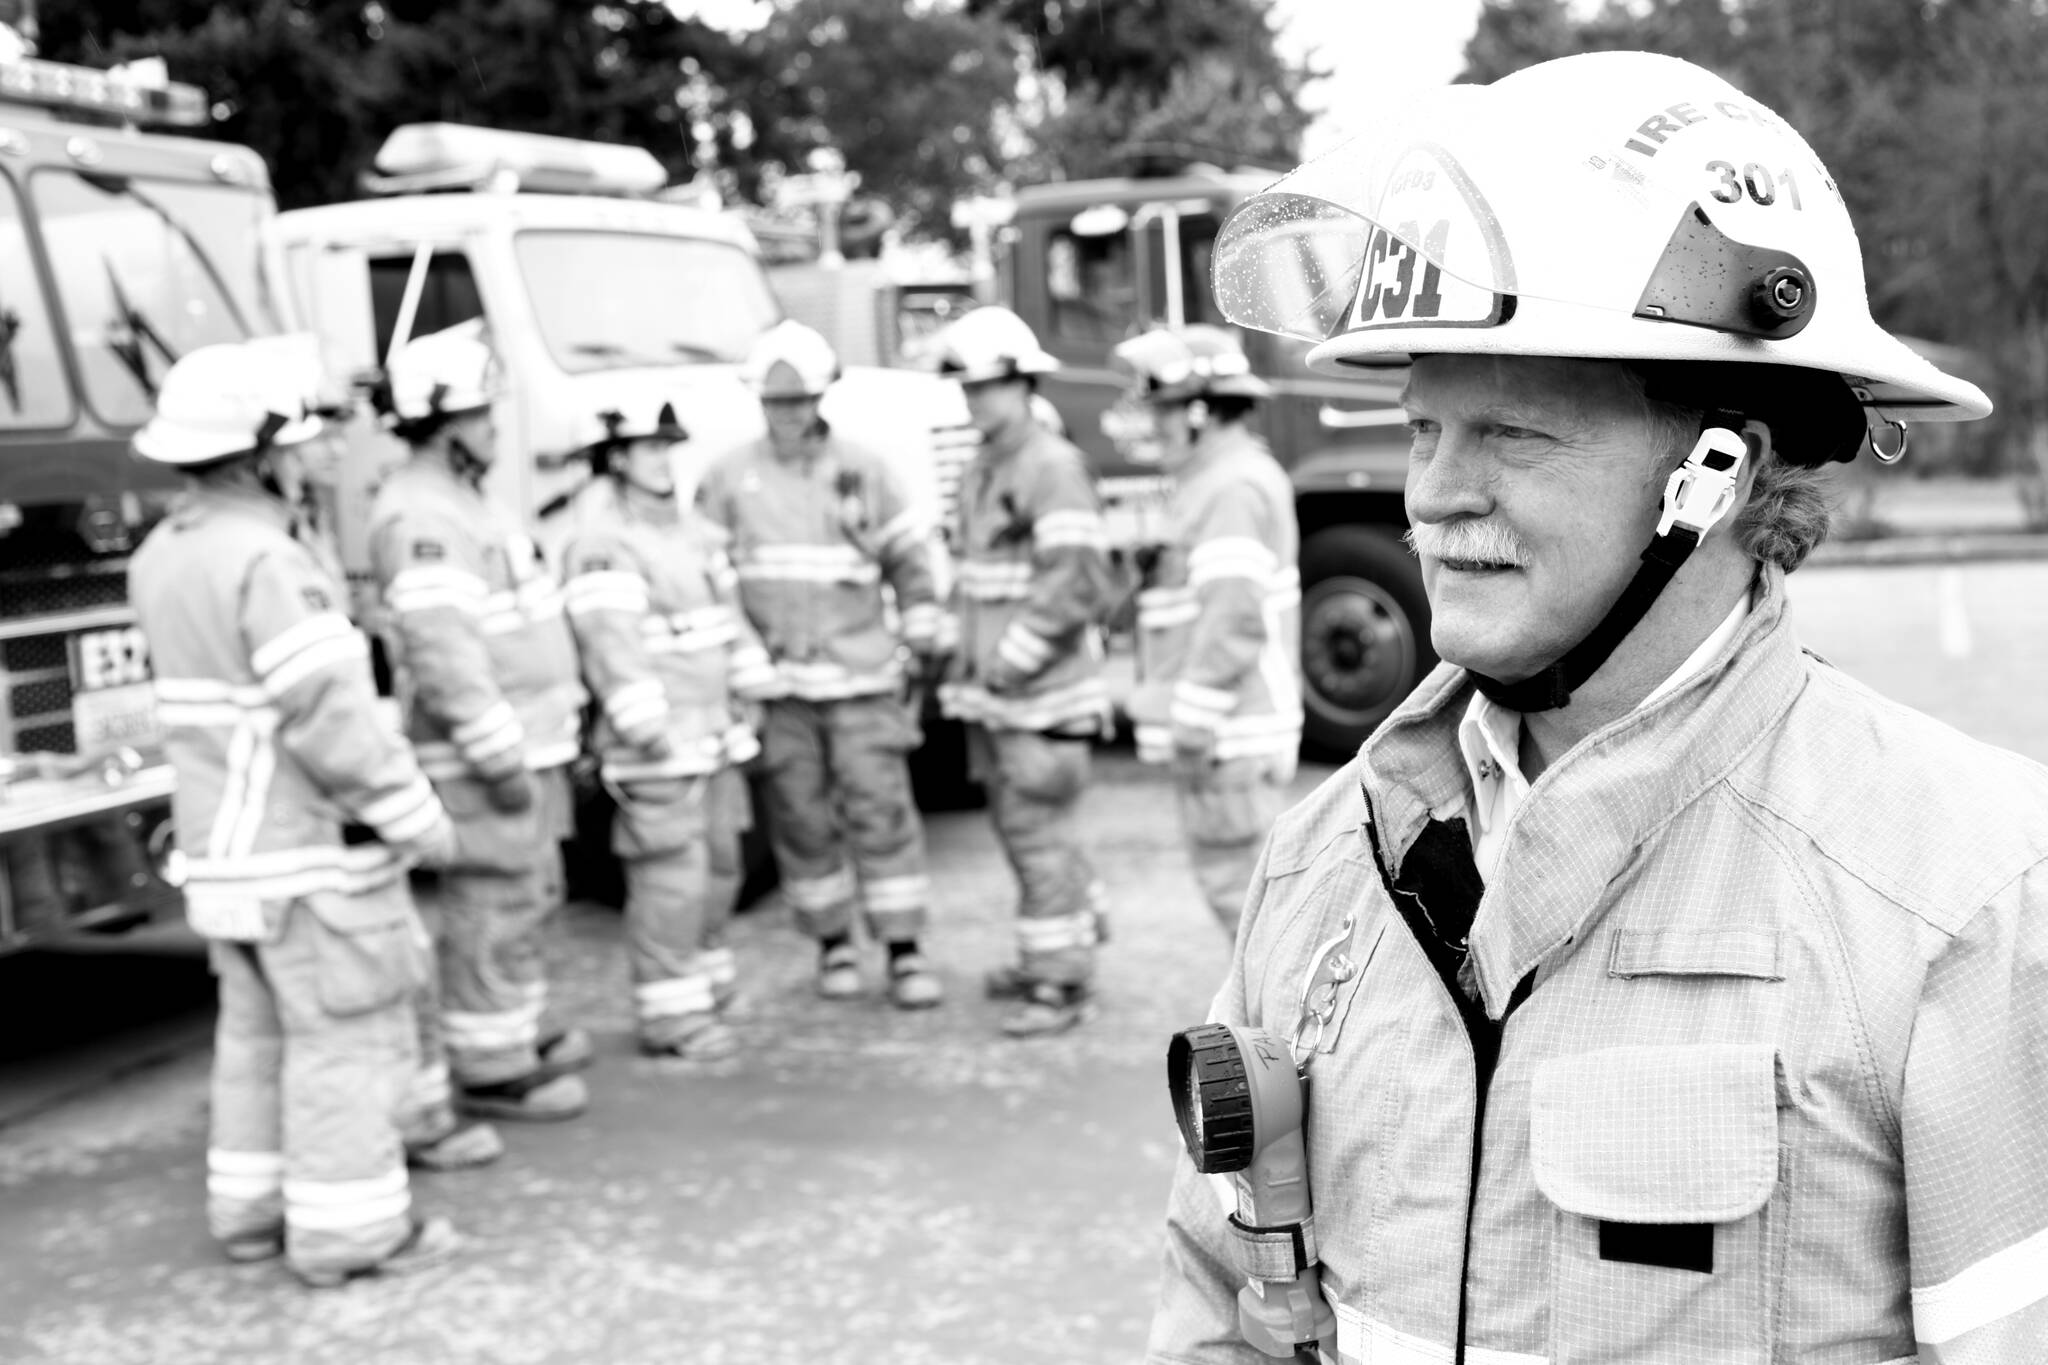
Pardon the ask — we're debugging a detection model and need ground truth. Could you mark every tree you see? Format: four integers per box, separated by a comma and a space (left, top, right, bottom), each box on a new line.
977, 0, 1313, 180
723, 0, 1018, 237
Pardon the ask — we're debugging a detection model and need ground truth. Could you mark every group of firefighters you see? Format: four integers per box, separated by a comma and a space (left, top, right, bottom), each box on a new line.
125, 300, 1304, 1285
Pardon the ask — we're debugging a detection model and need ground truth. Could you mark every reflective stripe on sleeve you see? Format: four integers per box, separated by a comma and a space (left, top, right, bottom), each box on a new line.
251, 613, 368, 697
564, 570, 652, 617
1034, 509, 1110, 552
385, 566, 488, 615
1912, 1223, 2048, 1344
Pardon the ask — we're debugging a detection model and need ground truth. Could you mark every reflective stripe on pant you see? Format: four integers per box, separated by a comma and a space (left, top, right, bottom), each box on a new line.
1174, 755, 1292, 935
757, 694, 931, 942
970, 725, 1096, 985
206, 878, 422, 1276
427, 767, 571, 1086
611, 773, 722, 1042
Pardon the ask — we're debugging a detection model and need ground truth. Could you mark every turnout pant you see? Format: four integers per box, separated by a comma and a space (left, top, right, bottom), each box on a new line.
969, 725, 1097, 986
1173, 754, 1293, 935
757, 694, 931, 943
610, 766, 750, 1044
412, 766, 573, 1091
205, 878, 424, 1278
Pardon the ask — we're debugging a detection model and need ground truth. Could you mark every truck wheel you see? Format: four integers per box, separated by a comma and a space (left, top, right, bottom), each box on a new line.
1298, 525, 1434, 762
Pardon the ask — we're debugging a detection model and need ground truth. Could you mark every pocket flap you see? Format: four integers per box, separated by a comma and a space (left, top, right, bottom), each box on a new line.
1530, 1043, 1778, 1224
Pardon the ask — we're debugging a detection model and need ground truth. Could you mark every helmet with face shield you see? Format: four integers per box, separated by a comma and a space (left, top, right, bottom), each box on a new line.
1211, 50, 1988, 456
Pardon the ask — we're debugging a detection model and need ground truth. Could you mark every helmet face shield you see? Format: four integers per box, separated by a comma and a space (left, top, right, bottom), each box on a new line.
1209, 55, 1990, 422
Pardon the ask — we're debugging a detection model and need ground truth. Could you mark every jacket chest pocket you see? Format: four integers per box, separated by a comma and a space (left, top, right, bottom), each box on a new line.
1530, 1043, 1782, 1365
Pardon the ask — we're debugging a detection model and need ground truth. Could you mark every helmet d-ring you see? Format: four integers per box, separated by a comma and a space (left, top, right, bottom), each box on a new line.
1869, 419, 1909, 464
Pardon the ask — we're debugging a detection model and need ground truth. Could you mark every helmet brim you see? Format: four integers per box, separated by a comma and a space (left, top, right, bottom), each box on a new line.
1306, 299, 1992, 423
133, 412, 324, 465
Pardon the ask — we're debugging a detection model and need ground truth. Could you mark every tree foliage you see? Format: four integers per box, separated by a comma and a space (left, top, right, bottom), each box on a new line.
982, 0, 1312, 179
1460, 0, 2048, 485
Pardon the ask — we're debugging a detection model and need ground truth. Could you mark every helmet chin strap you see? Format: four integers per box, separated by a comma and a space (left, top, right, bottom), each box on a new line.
447, 430, 491, 486
1469, 412, 1750, 714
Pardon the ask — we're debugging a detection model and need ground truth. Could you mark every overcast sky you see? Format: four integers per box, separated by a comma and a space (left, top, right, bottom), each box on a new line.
1271, 0, 1484, 157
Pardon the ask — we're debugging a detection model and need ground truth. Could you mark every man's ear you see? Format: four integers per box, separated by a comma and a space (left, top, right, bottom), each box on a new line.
1736, 418, 1773, 503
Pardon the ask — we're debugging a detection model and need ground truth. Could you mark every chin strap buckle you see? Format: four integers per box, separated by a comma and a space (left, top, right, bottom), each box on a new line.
1655, 424, 1748, 540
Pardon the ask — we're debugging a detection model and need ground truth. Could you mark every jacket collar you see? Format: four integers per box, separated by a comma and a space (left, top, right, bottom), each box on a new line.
171, 480, 295, 533
1360, 563, 1807, 1017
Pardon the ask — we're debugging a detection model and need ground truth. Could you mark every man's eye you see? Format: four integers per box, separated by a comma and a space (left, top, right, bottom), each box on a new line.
1494, 424, 1544, 441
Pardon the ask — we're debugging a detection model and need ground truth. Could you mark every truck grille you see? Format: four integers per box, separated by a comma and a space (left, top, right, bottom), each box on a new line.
2, 565, 133, 758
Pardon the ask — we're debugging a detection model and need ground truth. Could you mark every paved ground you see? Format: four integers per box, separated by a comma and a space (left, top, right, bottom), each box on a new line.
4, 554, 2045, 1365
0, 749, 1328, 1365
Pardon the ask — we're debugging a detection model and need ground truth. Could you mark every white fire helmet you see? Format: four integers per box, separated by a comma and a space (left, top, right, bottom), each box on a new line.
741, 319, 841, 400
1211, 51, 1990, 428
384, 318, 502, 426
133, 337, 324, 466
932, 305, 1060, 386
1113, 324, 1272, 404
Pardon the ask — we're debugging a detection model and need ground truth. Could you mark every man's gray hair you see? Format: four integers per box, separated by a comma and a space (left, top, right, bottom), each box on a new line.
1620, 366, 1836, 573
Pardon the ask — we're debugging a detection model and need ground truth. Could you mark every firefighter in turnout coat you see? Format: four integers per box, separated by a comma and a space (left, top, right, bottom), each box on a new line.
367, 321, 593, 1123
556, 400, 775, 1057
696, 321, 945, 1009
1112, 326, 1301, 933
129, 341, 460, 1287
1149, 53, 2048, 1364
931, 307, 1118, 1038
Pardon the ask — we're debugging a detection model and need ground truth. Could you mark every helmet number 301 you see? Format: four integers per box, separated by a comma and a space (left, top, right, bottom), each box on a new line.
1706, 160, 1804, 210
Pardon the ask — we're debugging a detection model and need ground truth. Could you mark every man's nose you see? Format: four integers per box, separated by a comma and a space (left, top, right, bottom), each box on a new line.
1406, 428, 1493, 525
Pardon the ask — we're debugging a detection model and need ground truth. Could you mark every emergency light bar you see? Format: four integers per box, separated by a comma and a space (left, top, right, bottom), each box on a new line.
0, 56, 209, 126
365, 123, 669, 198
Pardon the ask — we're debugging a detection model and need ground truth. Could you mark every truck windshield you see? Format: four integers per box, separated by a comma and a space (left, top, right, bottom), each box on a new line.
514, 230, 780, 373
30, 171, 259, 427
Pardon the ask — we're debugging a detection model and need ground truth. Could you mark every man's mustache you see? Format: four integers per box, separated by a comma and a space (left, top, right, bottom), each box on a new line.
1404, 519, 1529, 567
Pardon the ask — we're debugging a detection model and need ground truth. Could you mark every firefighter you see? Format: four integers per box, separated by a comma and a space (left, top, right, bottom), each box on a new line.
129, 340, 460, 1286
695, 320, 945, 1009
930, 306, 1117, 1038
1111, 325, 1300, 934
367, 320, 593, 1123
555, 401, 776, 1056
1149, 53, 2048, 1363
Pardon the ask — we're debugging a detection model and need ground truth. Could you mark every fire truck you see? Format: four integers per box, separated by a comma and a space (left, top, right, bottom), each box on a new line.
994, 167, 1431, 759
266, 122, 973, 627
0, 57, 273, 950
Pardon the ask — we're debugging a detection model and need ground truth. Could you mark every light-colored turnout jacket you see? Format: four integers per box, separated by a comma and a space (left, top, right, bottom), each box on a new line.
695, 431, 939, 701
557, 478, 772, 782
128, 484, 451, 940
367, 458, 586, 784
939, 419, 1116, 734
1131, 427, 1301, 764
1150, 568, 2048, 1365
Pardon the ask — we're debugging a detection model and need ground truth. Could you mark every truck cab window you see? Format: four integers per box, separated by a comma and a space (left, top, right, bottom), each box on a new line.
0, 173, 73, 428
30, 170, 248, 428
369, 251, 485, 362
1179, 212, 1224, 326
1046, 228, 1137, 344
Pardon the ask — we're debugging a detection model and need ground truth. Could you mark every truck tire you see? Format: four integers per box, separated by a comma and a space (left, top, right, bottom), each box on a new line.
909, 712, 987, 812
1298, 525, 1435, 762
